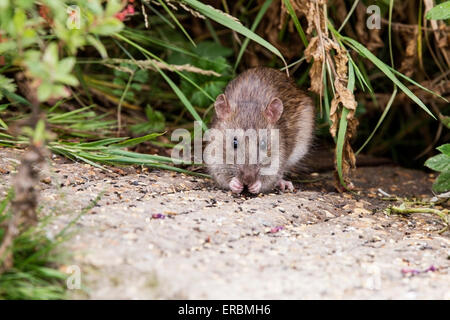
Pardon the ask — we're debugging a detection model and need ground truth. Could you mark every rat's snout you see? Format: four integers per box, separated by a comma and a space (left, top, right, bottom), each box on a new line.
239, 167, 259, 186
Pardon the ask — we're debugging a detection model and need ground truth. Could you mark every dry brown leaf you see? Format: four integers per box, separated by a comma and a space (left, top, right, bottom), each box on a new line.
297, 0, 359, 191
424, 0, 450, 67
399, 29, 418, 77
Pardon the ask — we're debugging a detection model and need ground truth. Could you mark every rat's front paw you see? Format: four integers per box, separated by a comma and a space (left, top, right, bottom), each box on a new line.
229, 177, 244, 194
277, 179, 294, 192
248, 180, 262, 194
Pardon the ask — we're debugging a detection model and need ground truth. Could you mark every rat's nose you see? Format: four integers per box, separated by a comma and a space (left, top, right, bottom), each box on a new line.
239, 167, 260, 186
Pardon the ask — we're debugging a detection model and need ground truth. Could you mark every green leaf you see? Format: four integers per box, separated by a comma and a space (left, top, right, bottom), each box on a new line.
0, 40, 17, 54
437, 144, 450, 156
424, 154, 450, 172
37, 83, 53, 102
169, 41, 231, 108
91, 17, 124, 36
130, 105, 165, 135
0, 75, 16, 100
193, 42, 233, 58
433, 170, 450, 193
13, 8, 26, 35
133, 69, 149, 83
87, 35, 108, 58
54, 73, 79, 86
57, 57, 76, 75
43, 42, 59, 67
33, 119, 46, 144
105, 0, 123, 17
426, 1, 450, 20
440, 115, 450, 129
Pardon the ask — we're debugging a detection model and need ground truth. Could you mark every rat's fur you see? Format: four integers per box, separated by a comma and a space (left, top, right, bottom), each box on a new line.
206, 67, 314, 193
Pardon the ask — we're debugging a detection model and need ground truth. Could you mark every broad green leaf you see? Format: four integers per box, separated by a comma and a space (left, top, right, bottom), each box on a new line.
57, 57, 76, 75
424, 154, 450, 172
54, 73, 79, 86
105, 0, 123, 17
0, 40, 17, 54
13, 8, 26, 35
37, 83, 53, 102
0, 75, 16, 100
33, 119, 46, 144
130, 105, 165, 135
437, 144, 450, 157
440, 115, 450, 129
43, 42, 58, 67
91, 17, 123, 36
194, 42, 233, 58
433, 170, 450, 193
426, 1, 450, 20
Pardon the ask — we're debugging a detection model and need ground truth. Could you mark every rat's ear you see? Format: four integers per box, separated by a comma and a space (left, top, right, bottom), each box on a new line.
264, 97, 283, 124
214, 94, 231, 120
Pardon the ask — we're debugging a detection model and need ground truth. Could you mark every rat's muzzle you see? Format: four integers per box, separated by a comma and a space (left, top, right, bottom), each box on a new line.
229, 167, 261, 194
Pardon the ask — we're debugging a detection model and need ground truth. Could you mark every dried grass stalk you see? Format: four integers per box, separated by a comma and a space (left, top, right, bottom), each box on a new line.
104, 58, 222, 77
288, 0, 358, 190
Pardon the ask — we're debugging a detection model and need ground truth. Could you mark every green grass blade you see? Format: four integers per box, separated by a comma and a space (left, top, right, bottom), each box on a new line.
109, 133, 164, 148
336, 60, 356, 188
348, 54, 370, 92
342, 36, 436, 119
182, 0, 287, 67
390, 67, 448, 102
338, 0, 360, 32
234, 0, 273, 71
282, 0, 308, 47
156, 0, 196, 47
114, 33, 208, 130
143, 1, 175, 28
356, 87, 398, 155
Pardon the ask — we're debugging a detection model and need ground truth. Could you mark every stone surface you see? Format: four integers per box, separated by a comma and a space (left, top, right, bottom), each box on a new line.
0, 147, 448, 299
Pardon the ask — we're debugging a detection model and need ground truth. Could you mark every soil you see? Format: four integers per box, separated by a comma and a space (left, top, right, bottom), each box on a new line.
0, 146, 449, 299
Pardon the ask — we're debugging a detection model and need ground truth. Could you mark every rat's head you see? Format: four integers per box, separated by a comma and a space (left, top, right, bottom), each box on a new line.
206, 94, 284, 194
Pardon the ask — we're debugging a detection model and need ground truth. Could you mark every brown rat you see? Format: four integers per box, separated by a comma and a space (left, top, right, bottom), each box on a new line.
205, 67, 314, 194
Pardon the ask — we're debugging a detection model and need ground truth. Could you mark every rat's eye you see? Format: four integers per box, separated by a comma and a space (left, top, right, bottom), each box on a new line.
260, 139, 267, 151
233, 137, 238, 149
